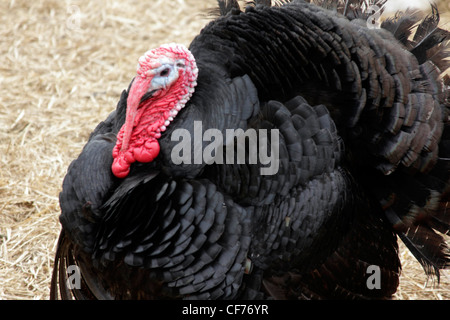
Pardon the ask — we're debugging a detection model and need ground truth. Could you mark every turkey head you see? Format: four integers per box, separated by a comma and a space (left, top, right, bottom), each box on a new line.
112, 43, 198, 178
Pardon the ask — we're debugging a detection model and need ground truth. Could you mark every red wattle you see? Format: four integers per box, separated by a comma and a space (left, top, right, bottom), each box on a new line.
134, 138, 160, 163
111, 114, 163, 178
112, 153, 131, 179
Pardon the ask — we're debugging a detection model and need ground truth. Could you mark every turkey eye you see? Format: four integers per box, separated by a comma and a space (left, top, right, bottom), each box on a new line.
159, 68, 170, 77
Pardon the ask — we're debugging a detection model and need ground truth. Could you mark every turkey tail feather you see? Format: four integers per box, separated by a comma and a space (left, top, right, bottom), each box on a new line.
375, 2, 450, 281
50, 230, 73, 300
211, 0, 241, 17
397, 225, 449, 281
49, 233, 62, 300
50, 230, 107, 300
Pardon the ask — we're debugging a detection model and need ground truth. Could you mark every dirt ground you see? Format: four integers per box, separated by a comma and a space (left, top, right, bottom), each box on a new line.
0, 0, 449, 300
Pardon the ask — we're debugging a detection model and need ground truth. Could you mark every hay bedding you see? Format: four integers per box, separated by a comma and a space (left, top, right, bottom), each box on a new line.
0, 0, 448, 300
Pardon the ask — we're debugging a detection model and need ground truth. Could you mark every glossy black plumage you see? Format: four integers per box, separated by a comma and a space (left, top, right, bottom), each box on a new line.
51, 0, 450, 299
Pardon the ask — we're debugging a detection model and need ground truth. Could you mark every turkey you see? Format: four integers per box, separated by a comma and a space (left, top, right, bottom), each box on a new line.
50, 0, 450, 299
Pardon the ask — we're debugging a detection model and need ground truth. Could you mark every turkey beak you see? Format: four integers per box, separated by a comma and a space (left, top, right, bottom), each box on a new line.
121, 76, 153, 152
140, 89, 157, 104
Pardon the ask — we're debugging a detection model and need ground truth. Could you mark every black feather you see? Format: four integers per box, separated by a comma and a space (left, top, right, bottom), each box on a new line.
213, 0, 241, 17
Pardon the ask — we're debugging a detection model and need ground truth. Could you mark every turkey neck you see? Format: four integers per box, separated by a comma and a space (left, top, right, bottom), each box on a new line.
156, 63, 258, 178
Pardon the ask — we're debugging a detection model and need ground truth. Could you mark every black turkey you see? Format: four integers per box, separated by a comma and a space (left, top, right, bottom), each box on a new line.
50, 0, 450, 299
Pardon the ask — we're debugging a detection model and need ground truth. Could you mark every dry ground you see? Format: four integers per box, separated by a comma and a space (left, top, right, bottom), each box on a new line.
0, 0, 449, 300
